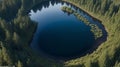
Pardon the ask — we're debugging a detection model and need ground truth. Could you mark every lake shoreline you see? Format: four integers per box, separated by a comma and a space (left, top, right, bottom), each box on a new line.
61, 0, 108, 60
29, 0, 108, 61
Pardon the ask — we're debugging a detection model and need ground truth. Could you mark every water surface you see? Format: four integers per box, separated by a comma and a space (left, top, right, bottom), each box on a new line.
30, 1, 106, 58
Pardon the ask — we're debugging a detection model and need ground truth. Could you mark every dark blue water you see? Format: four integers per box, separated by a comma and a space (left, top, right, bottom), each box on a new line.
30, 1, 96, 57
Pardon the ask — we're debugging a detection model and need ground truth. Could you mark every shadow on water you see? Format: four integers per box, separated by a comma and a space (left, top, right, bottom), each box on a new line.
30, 0, 107, 61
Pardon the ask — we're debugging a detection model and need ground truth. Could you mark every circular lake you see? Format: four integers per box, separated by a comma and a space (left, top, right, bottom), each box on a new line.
30, 1, 107, 58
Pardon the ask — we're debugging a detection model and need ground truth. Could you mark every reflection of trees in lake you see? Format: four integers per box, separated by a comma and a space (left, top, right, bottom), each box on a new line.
0, 0, 80, 21
32, 0, 63, 12
0, 0, 60, 21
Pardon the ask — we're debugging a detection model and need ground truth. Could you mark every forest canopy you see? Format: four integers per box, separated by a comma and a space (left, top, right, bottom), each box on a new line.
0, 0, 120, 67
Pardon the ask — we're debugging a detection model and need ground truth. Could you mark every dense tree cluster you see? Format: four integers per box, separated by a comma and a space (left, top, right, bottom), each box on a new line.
0, 0, 63, 67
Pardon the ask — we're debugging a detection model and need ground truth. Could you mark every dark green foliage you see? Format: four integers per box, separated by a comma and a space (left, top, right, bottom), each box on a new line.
0, 0, 64, 67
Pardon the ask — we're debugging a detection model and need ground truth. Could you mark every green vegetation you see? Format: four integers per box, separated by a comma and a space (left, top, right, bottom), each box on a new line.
61, 6, 74, 14
63, 0, 120, 67
0, 0, 63, 67
0, 0, 120, 67
61, 6, 103, 39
